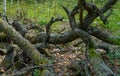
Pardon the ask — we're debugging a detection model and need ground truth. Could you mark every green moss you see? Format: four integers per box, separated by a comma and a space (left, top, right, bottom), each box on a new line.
28, 50, 48, 65
41, 70, 52, 76
36, 58, 48, 65
33, 69, 41, 76
89, 48, 99, 58
0, 32, 6, 38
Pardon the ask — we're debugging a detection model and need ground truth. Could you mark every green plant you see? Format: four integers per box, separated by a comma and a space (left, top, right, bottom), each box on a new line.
33, 69, 41, 76
38, 20, 47, 26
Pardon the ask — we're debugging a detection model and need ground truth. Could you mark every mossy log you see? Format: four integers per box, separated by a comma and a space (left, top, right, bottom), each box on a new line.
25, 28, 120, 46
74, 28, 115, 76
89, 48, 115, 76
0, 19, 47, 65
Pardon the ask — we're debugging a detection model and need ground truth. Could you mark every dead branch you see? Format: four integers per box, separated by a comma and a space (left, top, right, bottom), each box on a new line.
12, 20, 27, 36
63, 6, 78, 30
101, 0, 118, 13
62, 1, 115, 75
82, 0, 118, 29
78, 0, 84, 26
43, 17, 63, 45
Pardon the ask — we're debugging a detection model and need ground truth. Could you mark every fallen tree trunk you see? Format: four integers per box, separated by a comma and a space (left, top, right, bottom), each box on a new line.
89, 26, 120, 45
0, 19, 47, 65
25, 28, 120, 46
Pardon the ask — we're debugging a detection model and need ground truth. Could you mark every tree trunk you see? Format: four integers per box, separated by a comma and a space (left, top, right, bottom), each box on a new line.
11, 0, 13, 5
2, 0, 6, 21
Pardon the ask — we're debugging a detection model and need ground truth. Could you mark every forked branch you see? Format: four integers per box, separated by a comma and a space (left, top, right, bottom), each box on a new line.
43, 17, 63, 45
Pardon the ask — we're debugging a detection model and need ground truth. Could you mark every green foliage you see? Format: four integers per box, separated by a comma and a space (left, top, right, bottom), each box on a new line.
105, 46, 120, 73
1, 0, 119, 34
24, 0, 34, 3
38, 20, 47, 26
89, 48, 99, 58
0, 0, 77, 32
33, 69, 41, 76
107, 48, 120, 59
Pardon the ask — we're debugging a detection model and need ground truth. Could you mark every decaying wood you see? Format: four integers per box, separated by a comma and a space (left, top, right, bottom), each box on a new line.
62, 0, 116, 75
0, 19, 47, 65
16, 27, 120, 46
89, 26, 120, 45
82, 0, 118, 29
0, 19, 54, 75
12, 20, 27, 36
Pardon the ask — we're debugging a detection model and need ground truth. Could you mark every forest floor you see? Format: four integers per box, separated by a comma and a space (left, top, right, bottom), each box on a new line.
50, 44, 85, 76
0, 22, 120, 76
48, 44, 120, 76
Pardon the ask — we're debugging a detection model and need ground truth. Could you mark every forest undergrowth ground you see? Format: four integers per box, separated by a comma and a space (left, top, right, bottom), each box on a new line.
0, 0, 120, 75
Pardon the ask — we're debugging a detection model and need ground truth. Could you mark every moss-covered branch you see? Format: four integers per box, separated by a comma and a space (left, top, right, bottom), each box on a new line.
0, 19, 47, 65
89, 26, 120, 45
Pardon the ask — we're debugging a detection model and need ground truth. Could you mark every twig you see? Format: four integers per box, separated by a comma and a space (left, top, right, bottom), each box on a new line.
78, 0, 84, 26
62, 6, 78, 30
